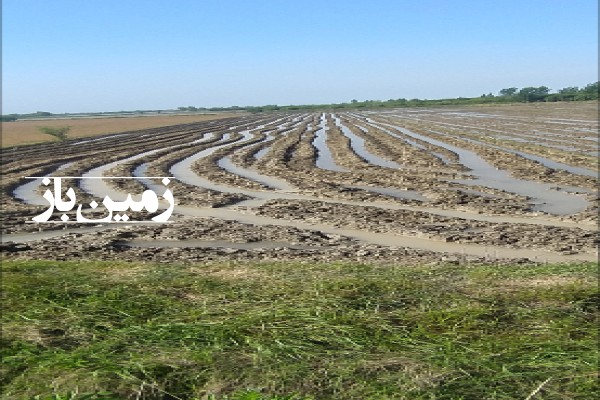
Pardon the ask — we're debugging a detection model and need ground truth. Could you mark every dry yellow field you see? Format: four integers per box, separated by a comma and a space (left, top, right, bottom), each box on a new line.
0, 113, 244, 147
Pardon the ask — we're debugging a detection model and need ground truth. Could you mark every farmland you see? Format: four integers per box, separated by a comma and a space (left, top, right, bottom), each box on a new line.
0, 112, 243, 147
1, 101, 598, 398
1, 101, 598, 264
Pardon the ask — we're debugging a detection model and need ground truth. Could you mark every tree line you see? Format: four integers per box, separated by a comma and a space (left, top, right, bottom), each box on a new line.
238, 81, 599, 112
2, 82, 598, 120
497, 82, 598, 102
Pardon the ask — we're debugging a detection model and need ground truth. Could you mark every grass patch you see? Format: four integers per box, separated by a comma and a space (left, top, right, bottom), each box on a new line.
37, 126, 71, 141
1, 260, 597, 399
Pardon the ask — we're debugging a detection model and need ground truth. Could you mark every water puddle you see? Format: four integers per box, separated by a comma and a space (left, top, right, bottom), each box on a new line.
250, 117, 307, 160
8, 178, 595, 265
131, 164, 176, 210
217, 157, 296, 191
252, 132, 277, 160
120, 165, 600, 232
79, 132, 220, 202
177, 205, 597, 263
333, 115, 401, 169
351, 115, 454, 164
386, 117, 597, 178
14, 131, 215, 206
14, 162, 74, 206
382, 112, 598, 177
312, 113, 348, 172
253, 147, 271, 160
169, 132, 254, 188
192, 132, 216, 144
459, 135, 598, 178
366, 119, 590, 215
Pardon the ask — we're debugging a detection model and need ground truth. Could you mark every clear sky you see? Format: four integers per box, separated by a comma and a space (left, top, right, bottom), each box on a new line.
2, 0, 598, 114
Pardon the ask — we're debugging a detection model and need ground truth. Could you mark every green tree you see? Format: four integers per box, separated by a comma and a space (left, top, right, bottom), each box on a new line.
580, 81, 599, 100
499, 87, 518, 96
518, 86, 549, 102
556, 86, 580, 101
559, 86, 579, 94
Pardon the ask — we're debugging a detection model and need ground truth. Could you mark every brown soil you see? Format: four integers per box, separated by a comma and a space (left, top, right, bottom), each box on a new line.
1, 103, 597, 265
1, 112, 244, 147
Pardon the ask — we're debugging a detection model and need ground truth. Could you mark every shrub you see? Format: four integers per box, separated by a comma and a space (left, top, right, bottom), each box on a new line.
38, 126, 71, 141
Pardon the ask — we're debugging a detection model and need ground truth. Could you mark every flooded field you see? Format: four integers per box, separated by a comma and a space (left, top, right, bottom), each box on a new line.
1, 102, 598, 264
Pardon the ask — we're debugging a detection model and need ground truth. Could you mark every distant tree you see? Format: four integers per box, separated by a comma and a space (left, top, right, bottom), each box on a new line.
558, 86, 579, 94
1, 115, 18, 122
351, 99, 358, 103
552, 86, 580, 101
518, 86, 550, 102
38, 126, 71, 141
499, 87, 518, 96
580, 81, 599, 100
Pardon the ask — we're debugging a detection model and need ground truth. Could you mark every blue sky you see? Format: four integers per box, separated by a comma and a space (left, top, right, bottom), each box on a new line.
2, 0, 598, 114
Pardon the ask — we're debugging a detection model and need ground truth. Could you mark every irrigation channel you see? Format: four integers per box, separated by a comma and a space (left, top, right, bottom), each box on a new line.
2, 103, 598, 265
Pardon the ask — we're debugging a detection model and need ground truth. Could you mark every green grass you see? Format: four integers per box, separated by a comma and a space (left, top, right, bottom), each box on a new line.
37, 126, 71, 141
1, 260, 597, 399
